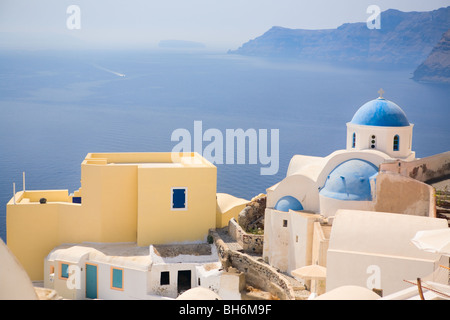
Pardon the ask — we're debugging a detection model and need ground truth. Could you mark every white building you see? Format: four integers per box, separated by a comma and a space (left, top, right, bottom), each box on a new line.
44, 242, 224, 300
326, 210, 449, 296
264, 94, 418, 271
148, 243, 222, 298
263, 93, 447, 291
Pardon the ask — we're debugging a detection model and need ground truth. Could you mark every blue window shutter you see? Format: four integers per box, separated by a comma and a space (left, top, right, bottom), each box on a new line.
61, 263, 69, 278
172, 188, 186, 209
72, 197, 82, 204
112, 268, 123, 289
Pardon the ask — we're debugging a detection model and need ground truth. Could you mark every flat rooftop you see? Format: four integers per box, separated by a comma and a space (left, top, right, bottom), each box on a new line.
109, 163, 183, 168
150, 243, 219, 264
152, 243, 212, 257
83, 152, 215, 168
48, 242, 151, 270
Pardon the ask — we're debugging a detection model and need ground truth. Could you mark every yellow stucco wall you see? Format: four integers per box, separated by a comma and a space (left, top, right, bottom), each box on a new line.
137, 165, 217, 245
6, 191, 89, 280
6, 152, 218, 281
215, 193, 249, 229
81, 163, 138, 243
217, 205, 246, 229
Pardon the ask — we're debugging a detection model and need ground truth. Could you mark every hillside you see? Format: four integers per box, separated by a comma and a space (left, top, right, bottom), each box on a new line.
229, 7, 450, 67
413, 29, 450, 84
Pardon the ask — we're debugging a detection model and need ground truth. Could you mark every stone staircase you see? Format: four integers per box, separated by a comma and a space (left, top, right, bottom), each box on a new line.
211, 228, 310, 300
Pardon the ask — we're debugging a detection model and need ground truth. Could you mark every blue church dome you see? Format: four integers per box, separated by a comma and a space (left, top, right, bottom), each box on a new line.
274, 196, 304, 212
350, 98, 410, 127
319, 159, 378, 201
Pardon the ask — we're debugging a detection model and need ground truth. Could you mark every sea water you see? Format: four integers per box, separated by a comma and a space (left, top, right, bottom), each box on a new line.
0, 49, 449, 241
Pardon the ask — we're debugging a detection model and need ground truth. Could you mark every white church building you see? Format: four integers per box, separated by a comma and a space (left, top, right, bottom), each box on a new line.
265, 93, 415, 214
263, 92, 448, 294
266, 92, 416, 219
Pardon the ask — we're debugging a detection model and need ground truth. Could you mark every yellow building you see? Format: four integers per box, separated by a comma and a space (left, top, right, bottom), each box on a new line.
7, 152, 217, 281
215, 193, 249, 229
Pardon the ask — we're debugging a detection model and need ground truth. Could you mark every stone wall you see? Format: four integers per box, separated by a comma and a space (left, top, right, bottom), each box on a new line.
380, 151, 450, 184
374, 171, 435, 217
209, 229, 296, 300
237, 194, 266, 232
228, 218, 264, 254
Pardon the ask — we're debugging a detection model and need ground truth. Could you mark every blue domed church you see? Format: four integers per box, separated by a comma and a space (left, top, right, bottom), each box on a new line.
263, 92, 418, 272
346, 92, 415, 160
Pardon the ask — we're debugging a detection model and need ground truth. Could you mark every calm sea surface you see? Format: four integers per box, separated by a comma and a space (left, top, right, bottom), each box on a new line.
0, 50, 449, 242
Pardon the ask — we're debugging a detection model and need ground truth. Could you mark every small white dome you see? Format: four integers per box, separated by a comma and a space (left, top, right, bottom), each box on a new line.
176, 287, 222, 300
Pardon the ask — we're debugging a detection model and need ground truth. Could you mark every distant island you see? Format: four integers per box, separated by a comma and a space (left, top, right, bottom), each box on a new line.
228, 6, 450, 69
413, 29, 450, 84
158, 39, 206, 49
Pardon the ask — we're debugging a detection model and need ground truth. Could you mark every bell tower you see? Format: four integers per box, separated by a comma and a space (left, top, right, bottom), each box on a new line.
346, 91, 415, 160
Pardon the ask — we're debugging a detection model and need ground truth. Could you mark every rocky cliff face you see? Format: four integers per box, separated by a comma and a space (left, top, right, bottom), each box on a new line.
413, 29, 450, 84
229, 7, 450, 67
238, 194, 266, 233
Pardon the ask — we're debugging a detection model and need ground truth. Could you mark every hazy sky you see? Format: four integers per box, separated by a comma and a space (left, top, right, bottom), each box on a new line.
1, 0, 449, 49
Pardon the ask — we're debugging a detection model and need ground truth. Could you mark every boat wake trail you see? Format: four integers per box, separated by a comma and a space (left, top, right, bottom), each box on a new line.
92, 63, 126, 77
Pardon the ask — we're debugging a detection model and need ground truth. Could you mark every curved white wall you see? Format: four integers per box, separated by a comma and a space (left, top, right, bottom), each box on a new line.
266, 174, 319, 212
319, 194, 374, 218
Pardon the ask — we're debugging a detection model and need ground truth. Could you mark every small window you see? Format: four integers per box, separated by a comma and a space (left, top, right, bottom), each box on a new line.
160, 271, 170, 285
60, 263, 69, 279
370, 135, 376, 149
50, 265, 55, 275
352, 133, 356, 148
393, 135, 399, 151
111, 267, 124, 290
283, 220, 288, 227
171, 188, 187, 210
72, 197, 82, 204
